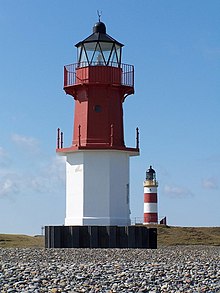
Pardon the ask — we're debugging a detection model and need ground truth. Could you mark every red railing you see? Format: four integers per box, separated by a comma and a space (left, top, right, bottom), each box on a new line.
64, 62, 134, 88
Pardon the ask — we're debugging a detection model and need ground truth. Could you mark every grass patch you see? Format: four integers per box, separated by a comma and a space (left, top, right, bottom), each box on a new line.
0, 234, 44, 248
0, 227, 219, 248
157, 226, 220, 246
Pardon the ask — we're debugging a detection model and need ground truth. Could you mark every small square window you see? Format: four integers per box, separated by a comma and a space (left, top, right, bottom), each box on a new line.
94, 105, 102, 112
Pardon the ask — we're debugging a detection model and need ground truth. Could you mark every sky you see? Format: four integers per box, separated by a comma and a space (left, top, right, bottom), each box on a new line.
0, 0, 219, 235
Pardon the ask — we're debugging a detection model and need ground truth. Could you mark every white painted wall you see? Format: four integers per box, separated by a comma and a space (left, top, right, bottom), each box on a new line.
144, 186, 157, 193
64, 150, 132, 226
65, 153, 84, 225
144, 203, 158, 213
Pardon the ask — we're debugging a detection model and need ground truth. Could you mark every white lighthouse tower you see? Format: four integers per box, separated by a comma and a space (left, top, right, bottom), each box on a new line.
57, 20, 139, 227
143, 166, 158, 224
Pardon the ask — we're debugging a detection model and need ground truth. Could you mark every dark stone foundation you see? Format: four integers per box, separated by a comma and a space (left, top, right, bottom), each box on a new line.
45, 226, 157, 249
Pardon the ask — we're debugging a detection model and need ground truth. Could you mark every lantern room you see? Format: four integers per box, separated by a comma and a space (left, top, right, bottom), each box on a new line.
75, 21, 123, 67
146, 166, 157, 182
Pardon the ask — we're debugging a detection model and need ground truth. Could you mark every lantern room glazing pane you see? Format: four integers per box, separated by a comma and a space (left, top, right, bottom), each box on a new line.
92, 49, 105, 65
77, 47, 81, 62
109, 46, 118, 65
99, 42, 114, 65
115, 44, 122, 64
78, 46, 88, 66
99, 41, 113, 52
99, 42, 113, 57
84, 43, 97, 64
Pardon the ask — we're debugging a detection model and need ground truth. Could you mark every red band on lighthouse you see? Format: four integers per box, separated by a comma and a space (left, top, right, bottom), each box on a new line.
144, 193, 157, 202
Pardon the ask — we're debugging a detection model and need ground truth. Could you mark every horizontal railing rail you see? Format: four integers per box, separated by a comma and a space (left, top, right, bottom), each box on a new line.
64, 61, 134, 88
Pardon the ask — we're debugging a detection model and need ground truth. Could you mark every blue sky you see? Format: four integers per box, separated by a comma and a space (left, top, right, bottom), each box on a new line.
0, 0, 219, 235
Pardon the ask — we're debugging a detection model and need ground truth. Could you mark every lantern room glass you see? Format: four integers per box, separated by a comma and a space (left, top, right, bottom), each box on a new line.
78, 41, 121, 67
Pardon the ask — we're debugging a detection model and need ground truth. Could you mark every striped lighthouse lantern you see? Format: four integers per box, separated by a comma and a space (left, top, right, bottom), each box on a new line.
143, 166, 158, 224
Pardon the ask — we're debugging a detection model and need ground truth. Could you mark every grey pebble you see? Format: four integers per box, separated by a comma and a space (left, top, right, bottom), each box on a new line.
0, 246, 219, 292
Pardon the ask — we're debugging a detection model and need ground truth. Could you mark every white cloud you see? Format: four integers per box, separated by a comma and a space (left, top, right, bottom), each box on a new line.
11, 134, 39, 151
0, 132, 66, 199
46, 156, 66, 182
0, 156, 65, 198
164, 184, 193, 198
201, 177, 218, 190
0, 174, 20, 197
28, 156, 65, 193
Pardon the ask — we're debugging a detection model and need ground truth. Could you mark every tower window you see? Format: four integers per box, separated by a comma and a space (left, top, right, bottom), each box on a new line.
126, 183, 129, 204
94, 105, 102, 112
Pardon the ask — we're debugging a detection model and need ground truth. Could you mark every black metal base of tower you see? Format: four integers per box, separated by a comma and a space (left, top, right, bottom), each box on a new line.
45, 226, 157, 249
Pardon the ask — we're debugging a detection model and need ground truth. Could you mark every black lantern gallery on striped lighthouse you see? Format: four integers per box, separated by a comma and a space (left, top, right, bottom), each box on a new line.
143, 166, 158, 224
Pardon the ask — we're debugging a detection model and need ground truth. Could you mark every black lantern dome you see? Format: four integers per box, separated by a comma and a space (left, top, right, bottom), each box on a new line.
93, 22, 106, 33
146, 166, 156, 181
75, 21, 123, 67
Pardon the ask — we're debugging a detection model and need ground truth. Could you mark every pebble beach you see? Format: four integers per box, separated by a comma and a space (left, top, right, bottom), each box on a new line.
0, 246, 219, 293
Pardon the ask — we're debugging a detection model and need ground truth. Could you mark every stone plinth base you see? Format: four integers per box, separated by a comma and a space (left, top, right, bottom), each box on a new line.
45, 226, 157, 249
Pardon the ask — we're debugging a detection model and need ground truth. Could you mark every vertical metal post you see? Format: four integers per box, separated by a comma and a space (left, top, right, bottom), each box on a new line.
110, 124, 114, 146
57, 128, 60, 149
132, 65, 134, 87
136, 127, 139, 149
78, 125, 81, 146
64, 66, 67, 87
61, 132, 63, 148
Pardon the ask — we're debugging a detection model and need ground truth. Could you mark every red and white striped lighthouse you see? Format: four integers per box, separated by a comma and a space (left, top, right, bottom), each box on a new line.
143, 166, 158, 224
56, 20, 139, 226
